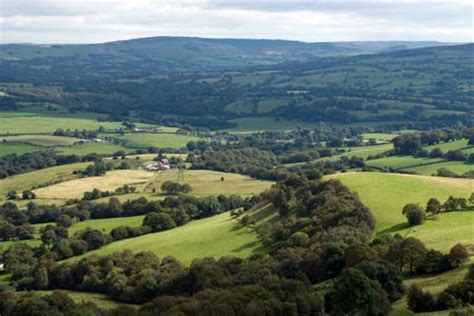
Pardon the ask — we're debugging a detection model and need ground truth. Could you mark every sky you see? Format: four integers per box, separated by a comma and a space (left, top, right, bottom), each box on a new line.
1, 0, 473, 44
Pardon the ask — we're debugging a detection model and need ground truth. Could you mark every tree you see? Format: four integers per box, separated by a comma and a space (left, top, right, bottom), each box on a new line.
6, 190, 18, 200
426, 198, 441, 215
402, 203, 426, 226
33, 264, 49, 290
288, 232, 309, 247
448, 243, 469, 268
22, 190, 36, 200
330, 268, 391, 315
56, 214, 73, 228
407, 284, 437, 313
343, 243, 378, 269
386, 237, 427, 273
143, 212, 176, 232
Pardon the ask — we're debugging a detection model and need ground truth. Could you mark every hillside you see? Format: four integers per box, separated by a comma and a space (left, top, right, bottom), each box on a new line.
1, 40, 471, 129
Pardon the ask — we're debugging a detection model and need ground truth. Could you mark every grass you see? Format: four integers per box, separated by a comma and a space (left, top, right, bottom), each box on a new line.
0, 114, 122, 135
323, 144, 393, 161
361, 133, 397, 142
66, 211, 263, 265
0, 162, 91, 202
423, 139, 472, 152
117, 133, 198, 149
327, 172, 473, 251
146, 169, 273, 197
1, 135, 82, 147
391, 259, 472, 316
33, 170, 154, 200
403, 160, 474, 175
55, 142, 133, 156
366, 156, 445, 170
0, 142, 42, 156
225, 116, 322, 133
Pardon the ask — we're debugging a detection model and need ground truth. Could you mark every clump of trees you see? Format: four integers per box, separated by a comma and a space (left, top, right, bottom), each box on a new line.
160, 181, 192, 194
82, 185, 136, 201
402, 194, 473, 226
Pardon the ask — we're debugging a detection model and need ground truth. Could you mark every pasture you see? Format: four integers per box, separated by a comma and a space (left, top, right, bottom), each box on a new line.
225, 116, 320, 133
56, 142, 133, 156
0, 142, 41, 156
146, 169, 273, 197
66, 211, 262, 264
423, 139, 472, 152
0, 113, 122, 135
327, 172, 473, 251
117, 133, 198, 149
1, 135, 82, 147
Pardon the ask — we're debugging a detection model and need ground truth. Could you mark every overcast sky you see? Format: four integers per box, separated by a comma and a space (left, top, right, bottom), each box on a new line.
1, 0, 472, 44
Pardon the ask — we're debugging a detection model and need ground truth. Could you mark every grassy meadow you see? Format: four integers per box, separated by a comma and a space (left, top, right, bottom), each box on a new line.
0, 142, 42, 156
327, 172, 474, 251
117, 133, 198, 149
1, 135, 82, 147
0, 113, 122, 135
66, 211, 262, 264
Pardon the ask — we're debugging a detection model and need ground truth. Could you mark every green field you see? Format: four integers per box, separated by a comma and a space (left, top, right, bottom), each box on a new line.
117, 133, 198, 149
0, 142, 42, 156
0, 113, 122, 135
403, 160, 474, 175
146, 169, 273, 197
66, 211, 262, 264
366, 156, 445, 170
361, 133, 397, 142
328, 172, 474, 251
56, 142, 133, 156
424, 139, 472, 152
366, 155, 473, 175
225, 116, 322, 133
1, 135, 82, 147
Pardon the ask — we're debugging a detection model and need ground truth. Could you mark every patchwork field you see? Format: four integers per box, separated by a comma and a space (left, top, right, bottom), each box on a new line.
1, 135, 82, 147
66, 211, 262, 264
0, 162, 91, 202
423, 139, 472, 153
328, 172, 474, 251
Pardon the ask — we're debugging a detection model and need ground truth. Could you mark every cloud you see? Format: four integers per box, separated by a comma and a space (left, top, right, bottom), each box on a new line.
0, 0, 472, 43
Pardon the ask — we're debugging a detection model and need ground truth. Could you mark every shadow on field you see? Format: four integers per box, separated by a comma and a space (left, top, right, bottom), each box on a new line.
377, 222, 410, 235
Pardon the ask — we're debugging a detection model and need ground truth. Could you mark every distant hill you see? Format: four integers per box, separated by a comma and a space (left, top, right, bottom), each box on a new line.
0, 38, 471, 129
0, 36, 450, 68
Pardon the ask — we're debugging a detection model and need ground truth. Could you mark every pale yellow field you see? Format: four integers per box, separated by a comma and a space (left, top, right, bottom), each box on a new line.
0, 162, 91, 201
33, 170, 154, 200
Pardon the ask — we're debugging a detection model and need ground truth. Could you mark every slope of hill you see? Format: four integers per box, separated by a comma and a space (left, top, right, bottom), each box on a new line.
1, 39, 471, 129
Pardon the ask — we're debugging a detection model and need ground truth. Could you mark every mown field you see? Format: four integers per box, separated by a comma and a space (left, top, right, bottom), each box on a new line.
55, 142, 134, 155
33, 170, 154, 200
328, 172, 473, 251
0, 162, 91, 203
66, 211, 262, 264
